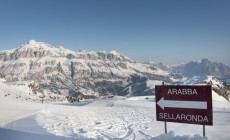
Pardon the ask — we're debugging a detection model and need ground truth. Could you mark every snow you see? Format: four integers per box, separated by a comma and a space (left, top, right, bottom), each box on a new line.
109, 50, 120, 56
147, 80, 163, 89
0, 40, 173, 85
0, 79, 230, 140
